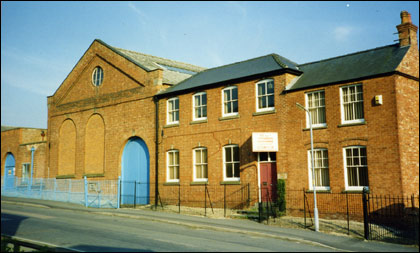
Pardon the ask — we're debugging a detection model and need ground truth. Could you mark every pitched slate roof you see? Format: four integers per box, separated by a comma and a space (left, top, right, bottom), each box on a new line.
287, 44, 410, 91
157, 54, 301, 96
96, 39, 206, 85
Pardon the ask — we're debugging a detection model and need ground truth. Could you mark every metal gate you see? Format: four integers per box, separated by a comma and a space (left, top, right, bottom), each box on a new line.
363, 189, 419, 245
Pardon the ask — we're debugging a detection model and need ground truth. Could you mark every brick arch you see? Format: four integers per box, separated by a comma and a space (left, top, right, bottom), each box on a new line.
84, 113, 105, 175
58, 119, 76, 176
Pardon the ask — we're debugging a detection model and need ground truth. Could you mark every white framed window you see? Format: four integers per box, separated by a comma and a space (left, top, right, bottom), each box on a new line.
166, 150, 179, 183
343, 146, 368, 191
193, 92, 207, 121
305, 90, 326, 128
307, 149, 330, 190
167, 97, 179, 124
340, 84, 364, 124
92, 66, 104, 86
222, 86, 238, 117
22, 163, 30, 184
193, 147, 208, 182
256, 79, 275, 112
223, 145, 240, 181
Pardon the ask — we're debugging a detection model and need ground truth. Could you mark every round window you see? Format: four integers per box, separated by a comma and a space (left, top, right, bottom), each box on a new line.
92, 66, 104, 86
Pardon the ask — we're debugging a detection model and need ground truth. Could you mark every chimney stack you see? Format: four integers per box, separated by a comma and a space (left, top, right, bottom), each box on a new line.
396, 11, 418, 47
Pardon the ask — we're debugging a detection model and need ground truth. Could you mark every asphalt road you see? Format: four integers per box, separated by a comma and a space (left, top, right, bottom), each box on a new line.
2, 202, 336, 252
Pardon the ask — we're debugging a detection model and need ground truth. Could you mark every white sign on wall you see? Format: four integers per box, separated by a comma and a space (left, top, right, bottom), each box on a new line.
252, 132, 279, 152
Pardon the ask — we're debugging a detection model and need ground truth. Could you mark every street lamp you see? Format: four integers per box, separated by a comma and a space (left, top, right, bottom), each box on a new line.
296, 102, 319, 232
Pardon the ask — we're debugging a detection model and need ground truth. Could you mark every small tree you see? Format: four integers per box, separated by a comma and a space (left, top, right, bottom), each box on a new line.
277, 179, 286, 215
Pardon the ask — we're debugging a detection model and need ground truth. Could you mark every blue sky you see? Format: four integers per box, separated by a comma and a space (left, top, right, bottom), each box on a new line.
1, 1, 419, 129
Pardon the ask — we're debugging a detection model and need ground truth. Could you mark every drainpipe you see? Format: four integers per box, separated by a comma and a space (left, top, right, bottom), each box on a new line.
154, 96, 159, 208
30, 146, 35, 188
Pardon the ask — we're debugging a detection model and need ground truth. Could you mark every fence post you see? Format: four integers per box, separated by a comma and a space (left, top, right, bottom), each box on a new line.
362, 187, 369, 240
178, 183, 181, 213
247, 183, 250, 207
98, 181, 101, 208
84, 176, 88, 207
40, 178, 43, 199
204, 184, 207, 217
346, 191, 350, 235
117, 176, 121, 209
303, 188, 306, 228
134, 181, 137, 208
224, 184, 226, 217
54, 178, 57, 201
68, 179, 72, 203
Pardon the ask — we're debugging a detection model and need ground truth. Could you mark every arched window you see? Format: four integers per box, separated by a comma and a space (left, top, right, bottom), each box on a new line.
84, 114, 105, 175
92, 66, 104, 86
58, 119, 76, 175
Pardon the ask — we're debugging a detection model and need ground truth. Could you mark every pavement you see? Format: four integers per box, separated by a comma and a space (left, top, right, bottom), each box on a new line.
1, 196, 418, 252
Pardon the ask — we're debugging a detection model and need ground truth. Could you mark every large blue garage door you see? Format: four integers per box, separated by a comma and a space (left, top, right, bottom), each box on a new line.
4, 153, 16, 189
121, 137, 150, 205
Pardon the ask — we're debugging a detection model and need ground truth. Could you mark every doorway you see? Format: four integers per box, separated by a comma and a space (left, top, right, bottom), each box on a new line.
259, 152, 277, 202
121, 137, 150, 205
4, 153, 16, 189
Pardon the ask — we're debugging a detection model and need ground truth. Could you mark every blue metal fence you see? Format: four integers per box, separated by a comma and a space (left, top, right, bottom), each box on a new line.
1, 176, 119, 208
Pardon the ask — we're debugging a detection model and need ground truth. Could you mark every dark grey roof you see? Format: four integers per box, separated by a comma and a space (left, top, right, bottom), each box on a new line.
157, 54, 301, 96
287, 44, 410, 91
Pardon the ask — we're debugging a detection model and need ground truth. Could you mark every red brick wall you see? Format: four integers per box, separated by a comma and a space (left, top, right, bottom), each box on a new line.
1, 128, 47, 179
47, 40, 161, 180
284, 76, 403, 195
157, 73, 296, 203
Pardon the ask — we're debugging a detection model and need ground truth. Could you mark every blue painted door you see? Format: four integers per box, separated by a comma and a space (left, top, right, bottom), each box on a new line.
4, 153, 16, 189
121, 137, 150, 205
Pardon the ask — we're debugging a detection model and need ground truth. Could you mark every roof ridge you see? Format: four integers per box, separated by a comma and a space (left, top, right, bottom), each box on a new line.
298, 43, 400, 67
193, 53, 284, 75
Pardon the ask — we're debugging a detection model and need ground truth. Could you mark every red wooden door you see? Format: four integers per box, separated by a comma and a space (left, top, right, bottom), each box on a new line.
260, 162, 277, 202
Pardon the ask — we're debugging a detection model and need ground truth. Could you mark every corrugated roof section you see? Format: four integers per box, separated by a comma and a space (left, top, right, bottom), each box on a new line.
158, 54, 300, 96
287, 44, 409, 91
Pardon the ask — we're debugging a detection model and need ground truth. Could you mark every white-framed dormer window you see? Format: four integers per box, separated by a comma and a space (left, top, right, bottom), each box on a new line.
193, 147, 208, 182
167, 97, 179, 125
222, 86, 238, 117
223, 145, 240, 181
305, 90, 326, 128
166, 150, 179, 183
340, 84, 364, 124
193, 92, 207, 121
256, 79, 275, 112
307, 149, 330, 191
343, 146, 368, 191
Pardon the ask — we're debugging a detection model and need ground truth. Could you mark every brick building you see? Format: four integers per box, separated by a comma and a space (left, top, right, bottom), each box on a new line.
2, 11, 418, 206
1, 126, 48, 186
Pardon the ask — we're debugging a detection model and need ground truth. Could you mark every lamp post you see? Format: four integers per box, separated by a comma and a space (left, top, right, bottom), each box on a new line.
296, 102, 319, 232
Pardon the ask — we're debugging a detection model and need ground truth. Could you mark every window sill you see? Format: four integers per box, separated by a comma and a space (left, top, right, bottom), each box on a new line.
305, 189, 331, 193
190, 119, 208, 125
303, 125, 328, 131
253, 109, 276, 116
190, 181, 208, 186
83, 173, 105, 178
163, 182, 180, 186
164, 123, 180, 128
342, 188, 370, 194
220, 181, 241, 185
338, 121, 366, 128
219, 114, 240, 121
56, 174, 75, 179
